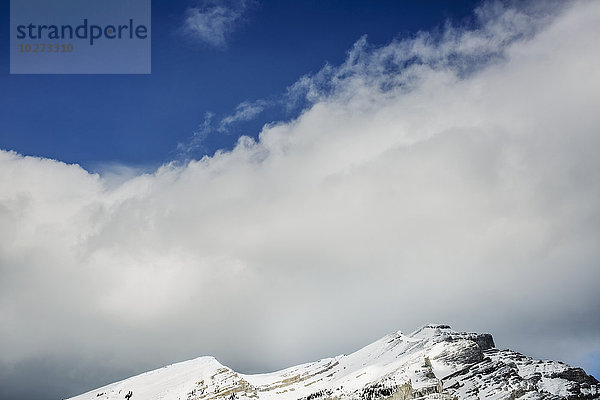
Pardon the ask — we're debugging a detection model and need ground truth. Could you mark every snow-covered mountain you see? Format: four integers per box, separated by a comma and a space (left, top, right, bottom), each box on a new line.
67, 325, 599, 400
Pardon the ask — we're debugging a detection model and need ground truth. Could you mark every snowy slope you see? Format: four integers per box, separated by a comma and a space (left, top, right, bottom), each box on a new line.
67, 325, 599, 400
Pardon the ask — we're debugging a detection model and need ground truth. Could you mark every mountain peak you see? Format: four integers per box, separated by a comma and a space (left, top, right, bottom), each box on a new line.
67, 326, 598, 400
423, 324, 453, 330
409, 324, 454, 337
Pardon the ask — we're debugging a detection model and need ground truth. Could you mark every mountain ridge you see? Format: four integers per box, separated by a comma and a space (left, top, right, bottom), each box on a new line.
66, 324, 599, 400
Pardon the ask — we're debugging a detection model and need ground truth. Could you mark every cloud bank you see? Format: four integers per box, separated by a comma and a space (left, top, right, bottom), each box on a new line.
1, 1, 600, 399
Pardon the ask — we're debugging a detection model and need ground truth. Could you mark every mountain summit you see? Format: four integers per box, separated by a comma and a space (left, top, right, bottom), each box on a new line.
67, 325, 599, 400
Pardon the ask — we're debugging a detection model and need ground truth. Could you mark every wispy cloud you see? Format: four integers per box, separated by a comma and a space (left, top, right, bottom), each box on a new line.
176, 100, 268, 157
177, 112, 215, 157
182, 0, 251, 48
218, 100, 267, 132
284, 2, 556, 110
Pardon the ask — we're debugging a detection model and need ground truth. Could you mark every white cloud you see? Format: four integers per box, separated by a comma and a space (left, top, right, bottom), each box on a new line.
182, 0, 250, 48
177, 101, 267, 156
177, 112, 215, 156
218, 100, 267, 132
2, 1, 600, 398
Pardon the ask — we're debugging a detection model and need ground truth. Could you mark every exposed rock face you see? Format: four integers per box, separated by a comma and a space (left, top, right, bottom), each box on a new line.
442, 348, 600, 400
67, 325, 599, 400
551, 368, 600, 386
474, 333, 495, 351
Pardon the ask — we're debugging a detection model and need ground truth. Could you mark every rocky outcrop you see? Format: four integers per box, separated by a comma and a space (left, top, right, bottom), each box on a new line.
442, 348, 599, 400
474, 333, 495, 351
550, 368, 599, 386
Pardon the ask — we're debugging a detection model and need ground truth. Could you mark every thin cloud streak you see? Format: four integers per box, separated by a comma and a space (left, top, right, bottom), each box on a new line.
177, 112, 215, 157
218, 100, 267, 132
178, 100, 268, 157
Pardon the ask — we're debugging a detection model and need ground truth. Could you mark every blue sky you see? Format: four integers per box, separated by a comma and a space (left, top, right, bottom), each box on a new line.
1, 2, 600, 400
1, 0, 478, 169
